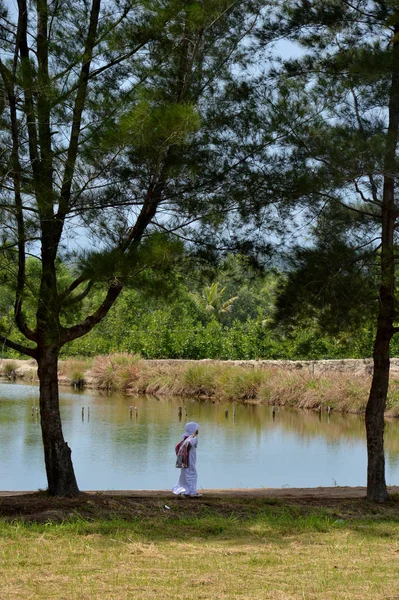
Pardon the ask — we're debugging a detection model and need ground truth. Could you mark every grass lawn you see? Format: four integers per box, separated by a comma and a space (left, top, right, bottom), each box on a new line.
0, 493, 399, 599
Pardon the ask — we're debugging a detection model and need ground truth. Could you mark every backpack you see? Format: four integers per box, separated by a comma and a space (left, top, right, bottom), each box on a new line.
175, 440, 184, 456
175, 436, 190, 468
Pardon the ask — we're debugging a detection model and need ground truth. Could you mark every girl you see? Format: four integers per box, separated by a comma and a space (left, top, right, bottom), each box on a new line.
172, 422, 201, 497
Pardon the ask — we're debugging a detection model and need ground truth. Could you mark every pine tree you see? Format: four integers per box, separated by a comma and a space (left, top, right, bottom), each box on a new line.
274, 0, 399, 501
0, 0, 274, 495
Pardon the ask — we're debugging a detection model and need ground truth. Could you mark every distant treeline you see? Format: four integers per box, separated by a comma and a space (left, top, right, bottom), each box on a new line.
60, 255, 383, 360
0, 253, 386, 361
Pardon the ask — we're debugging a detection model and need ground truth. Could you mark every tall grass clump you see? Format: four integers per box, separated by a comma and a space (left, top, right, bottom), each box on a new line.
386, 378, 399, 416
1, 360, 18, 378
90, 353, 141, 391
266, 369, 370, 413
261, 369, 309, 407
181, 364, 269, 401
58, 358, 93, 387
139, 361, 187, 396
183, 364, 218, 396
217, 367, 267, 400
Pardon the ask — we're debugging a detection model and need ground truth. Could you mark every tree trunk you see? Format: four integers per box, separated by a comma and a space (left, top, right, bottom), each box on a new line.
366, 327, 390, 502
365, 21, 399, 503
37, 347, 79, 496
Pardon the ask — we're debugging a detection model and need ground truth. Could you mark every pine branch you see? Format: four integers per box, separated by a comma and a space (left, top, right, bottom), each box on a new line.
61, 281, 94, 308
17, 0, 41, 187
61, 282, 123, 344
58, 0, 101, 221
0, 59, 37, 343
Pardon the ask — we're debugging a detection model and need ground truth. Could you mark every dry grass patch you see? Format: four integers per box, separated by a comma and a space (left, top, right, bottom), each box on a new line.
177, 363, 269, 400
386, 378, 399, 416
177, 365, 372, 412
0, 360, 19, 379
0, 505, 399, 600
135, 361, 187, 396
263, 370, 370, 413
58, 358, 93, 387
89, 354, 141, 392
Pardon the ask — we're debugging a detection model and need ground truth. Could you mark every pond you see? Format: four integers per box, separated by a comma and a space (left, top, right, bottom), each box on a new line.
1, 382, 399, 491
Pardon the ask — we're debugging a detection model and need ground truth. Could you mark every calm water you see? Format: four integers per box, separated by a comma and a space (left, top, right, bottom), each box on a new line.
1, 382, 399, 491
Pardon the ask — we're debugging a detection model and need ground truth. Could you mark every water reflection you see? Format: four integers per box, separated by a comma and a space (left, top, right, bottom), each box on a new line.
0, 383, 398, 490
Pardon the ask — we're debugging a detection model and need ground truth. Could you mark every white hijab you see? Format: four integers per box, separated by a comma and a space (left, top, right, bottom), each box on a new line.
183, 421, 199, 438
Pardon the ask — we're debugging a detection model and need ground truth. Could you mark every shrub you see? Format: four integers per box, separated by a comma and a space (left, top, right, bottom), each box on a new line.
2, 360, 18, 378
217, 367, 267, 399
90, 354, 140, 391
183, 364, 218, 396
59, 358, 92, 387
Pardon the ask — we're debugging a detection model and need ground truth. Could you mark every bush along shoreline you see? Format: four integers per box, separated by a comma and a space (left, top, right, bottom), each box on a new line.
3, 354, 399, 417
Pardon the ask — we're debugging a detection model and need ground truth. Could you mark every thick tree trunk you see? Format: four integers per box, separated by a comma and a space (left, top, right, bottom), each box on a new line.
37, 347, 79, 496
366, 328, 390, 502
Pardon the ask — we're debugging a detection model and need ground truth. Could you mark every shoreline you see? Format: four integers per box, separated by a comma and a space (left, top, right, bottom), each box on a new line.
2, 355, 399, 416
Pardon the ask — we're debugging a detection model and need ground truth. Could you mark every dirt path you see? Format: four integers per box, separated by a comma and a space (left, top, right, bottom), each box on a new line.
1, 487, 399, 522
1, 485, 398, 498
97, 486, 399, 498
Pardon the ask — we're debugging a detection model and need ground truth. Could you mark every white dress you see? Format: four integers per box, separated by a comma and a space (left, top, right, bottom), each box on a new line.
172, 436, 198, 496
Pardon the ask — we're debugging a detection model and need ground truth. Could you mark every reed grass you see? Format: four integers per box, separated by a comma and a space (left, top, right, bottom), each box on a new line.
0, 506, 398, 600
183, 363, 218, 396
58, 358, 93, 387
217, 366, 266, 400
89, 354, 141, 392
55, 355, 381, 415
0, 360, 18, 378
5, 354, 399, 415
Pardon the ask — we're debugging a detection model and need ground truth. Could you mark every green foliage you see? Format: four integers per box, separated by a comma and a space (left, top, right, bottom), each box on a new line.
200, 282, 238, 320
76, 233, 185, 287
53, 253, 377, 362
274, 236, 378, 336
2, 252, 379, 363
118, 100, 201, 151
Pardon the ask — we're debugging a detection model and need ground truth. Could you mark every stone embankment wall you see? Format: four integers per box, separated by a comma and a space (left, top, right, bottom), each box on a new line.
147, 358, 378, 376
